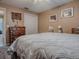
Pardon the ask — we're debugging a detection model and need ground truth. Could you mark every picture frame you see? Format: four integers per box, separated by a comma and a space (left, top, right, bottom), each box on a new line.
49, 15, 57, 22
61, 8, 73, 17
11, 12, 22, 22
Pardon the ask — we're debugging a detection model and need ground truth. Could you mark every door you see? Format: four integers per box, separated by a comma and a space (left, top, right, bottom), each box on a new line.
24, 13, 38, 35
0, 16, 3, 46
0, 7, 6, 46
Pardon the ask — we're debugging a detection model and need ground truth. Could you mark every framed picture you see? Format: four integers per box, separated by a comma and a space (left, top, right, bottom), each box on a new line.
61, 8, 73, 17
49, 15, 57, 22
11, 12, 22, 22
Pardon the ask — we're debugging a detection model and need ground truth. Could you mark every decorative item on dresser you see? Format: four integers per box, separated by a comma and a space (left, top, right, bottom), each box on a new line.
7, 26, 25, 46
72, 28, 79, 34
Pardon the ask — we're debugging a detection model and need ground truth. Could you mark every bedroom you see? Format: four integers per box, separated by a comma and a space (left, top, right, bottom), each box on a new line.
0, 0, 79, 59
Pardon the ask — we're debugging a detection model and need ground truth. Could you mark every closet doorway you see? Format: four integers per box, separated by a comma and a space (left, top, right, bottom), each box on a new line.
0, 7, 6, 47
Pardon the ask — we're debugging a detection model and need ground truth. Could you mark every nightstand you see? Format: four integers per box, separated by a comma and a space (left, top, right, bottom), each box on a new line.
72, 28, 79, 34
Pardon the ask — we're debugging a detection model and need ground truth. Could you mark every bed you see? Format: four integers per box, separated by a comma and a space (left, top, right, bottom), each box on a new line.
8, 32, 79, 59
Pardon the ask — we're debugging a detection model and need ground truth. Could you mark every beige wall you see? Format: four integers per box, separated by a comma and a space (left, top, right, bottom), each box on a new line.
38, 0, 79, 33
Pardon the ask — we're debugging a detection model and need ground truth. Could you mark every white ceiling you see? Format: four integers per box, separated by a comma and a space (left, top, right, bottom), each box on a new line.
1, 0, 73, 13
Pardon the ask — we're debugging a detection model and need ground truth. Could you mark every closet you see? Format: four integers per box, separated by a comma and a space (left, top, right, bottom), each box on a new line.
24, 13, 38, 34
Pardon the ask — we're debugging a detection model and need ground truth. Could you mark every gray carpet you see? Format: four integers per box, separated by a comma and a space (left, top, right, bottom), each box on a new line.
0, 47, 11, 59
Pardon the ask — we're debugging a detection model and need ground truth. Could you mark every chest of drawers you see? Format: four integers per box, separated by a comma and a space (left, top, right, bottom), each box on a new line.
7, 27, 25, 45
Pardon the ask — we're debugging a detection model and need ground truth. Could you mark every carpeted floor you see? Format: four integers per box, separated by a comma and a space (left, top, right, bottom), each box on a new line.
0, 47, 11, 59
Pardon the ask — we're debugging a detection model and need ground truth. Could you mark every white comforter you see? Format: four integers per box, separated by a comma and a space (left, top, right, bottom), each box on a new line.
8, 32, 79, 59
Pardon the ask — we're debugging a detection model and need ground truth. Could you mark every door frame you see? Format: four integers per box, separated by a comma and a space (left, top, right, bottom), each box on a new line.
0, 7, 6, 46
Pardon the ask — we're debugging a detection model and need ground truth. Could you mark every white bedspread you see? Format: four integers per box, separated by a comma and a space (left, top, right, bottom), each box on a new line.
8, 32, 79, 59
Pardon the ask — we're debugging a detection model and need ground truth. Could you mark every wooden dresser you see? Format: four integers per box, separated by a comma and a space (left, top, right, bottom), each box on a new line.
7, 27, 25, 45
72, 28, 79, 34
